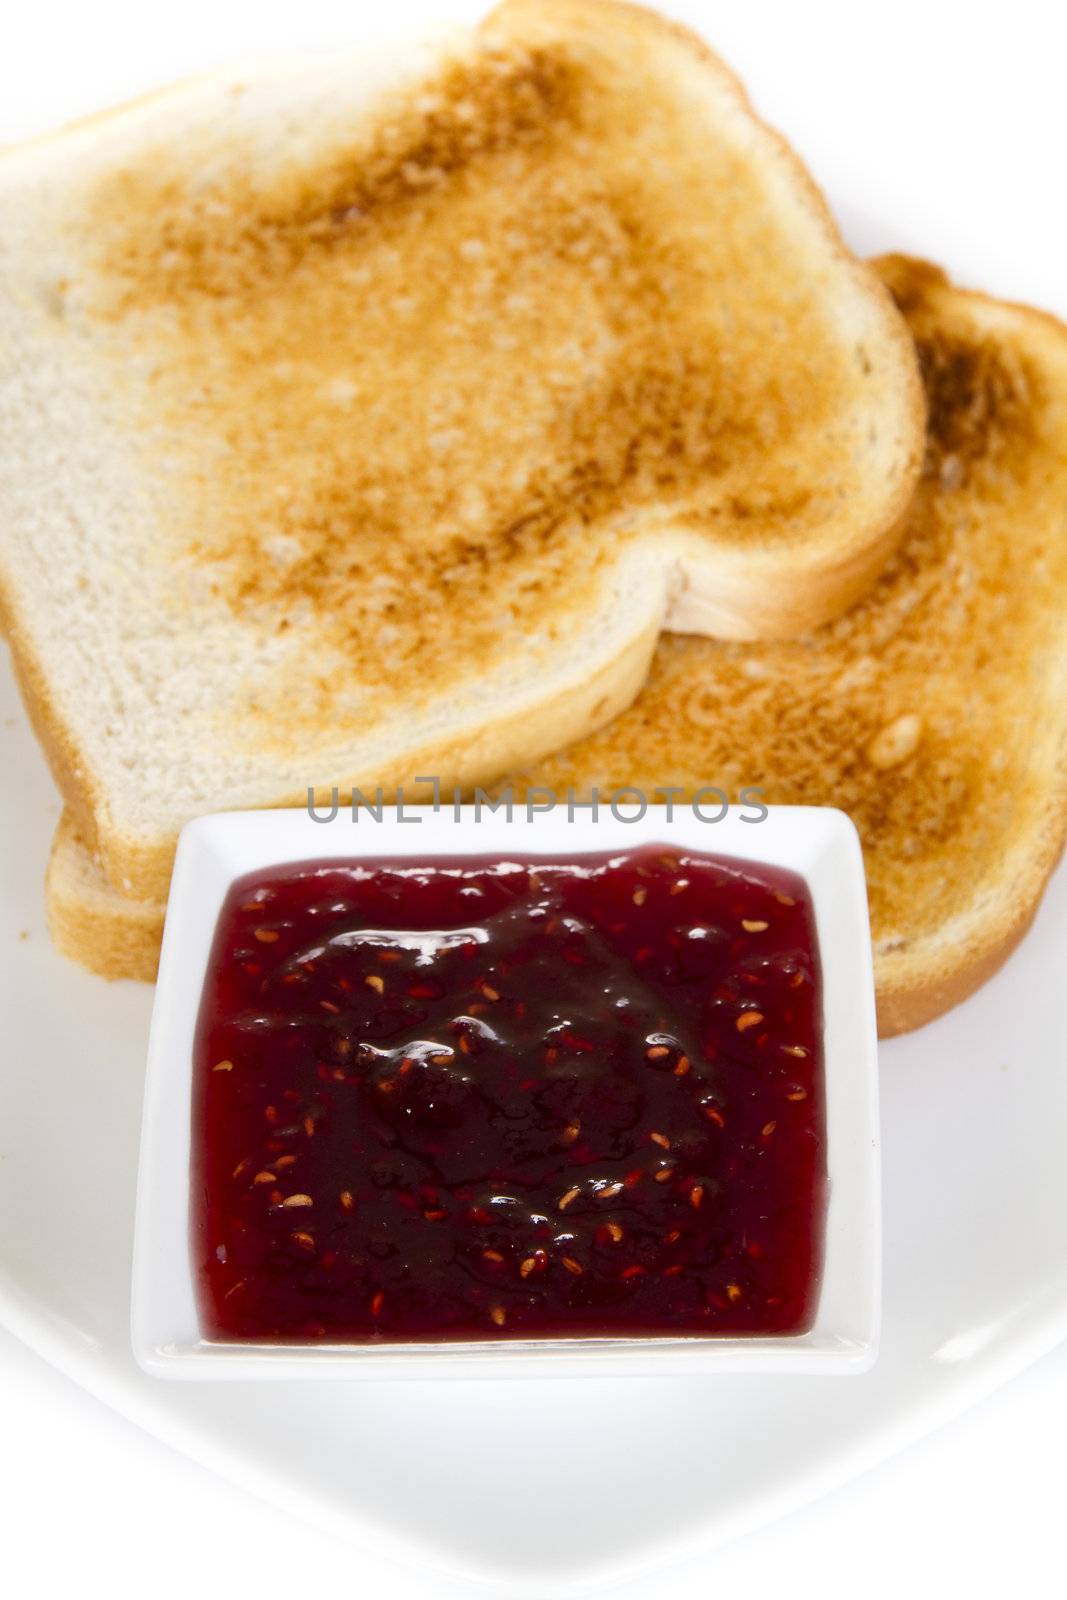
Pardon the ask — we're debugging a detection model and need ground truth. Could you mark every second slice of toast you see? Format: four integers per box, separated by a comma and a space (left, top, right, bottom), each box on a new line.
512, 258, 1067, 1033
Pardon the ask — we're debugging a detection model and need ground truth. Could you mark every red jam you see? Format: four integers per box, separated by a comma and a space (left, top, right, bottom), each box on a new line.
193, 846, 825, 1342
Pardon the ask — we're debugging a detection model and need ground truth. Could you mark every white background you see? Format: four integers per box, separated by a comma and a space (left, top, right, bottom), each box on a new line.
2, 2, 1065, 1596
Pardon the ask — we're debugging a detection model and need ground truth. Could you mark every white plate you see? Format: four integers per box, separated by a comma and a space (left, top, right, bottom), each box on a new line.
3, 663, 1067, 1595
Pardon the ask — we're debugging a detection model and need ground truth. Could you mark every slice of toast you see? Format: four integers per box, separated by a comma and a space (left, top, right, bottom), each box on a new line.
0, 0, 921, 903
510, 258, 1067, 1034
42, 262, 1067, 1033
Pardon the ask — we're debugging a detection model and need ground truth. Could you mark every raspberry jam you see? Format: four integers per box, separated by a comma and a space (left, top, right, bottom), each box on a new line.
193, 846, 826, 1342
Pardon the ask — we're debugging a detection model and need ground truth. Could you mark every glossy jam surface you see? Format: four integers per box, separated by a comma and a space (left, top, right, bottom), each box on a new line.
193, 846, 826, 1342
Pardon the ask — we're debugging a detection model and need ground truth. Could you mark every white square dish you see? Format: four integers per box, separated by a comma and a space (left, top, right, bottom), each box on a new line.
131, 803, 880, 1378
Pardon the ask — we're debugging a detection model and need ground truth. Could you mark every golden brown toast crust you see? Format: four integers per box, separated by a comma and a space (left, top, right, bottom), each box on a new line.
45, 812, 163, 982
506, 256, 1067, 1034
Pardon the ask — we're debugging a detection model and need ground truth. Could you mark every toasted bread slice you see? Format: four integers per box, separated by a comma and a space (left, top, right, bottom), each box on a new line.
507, 257, 1067, 1033
0, 0, 921, 902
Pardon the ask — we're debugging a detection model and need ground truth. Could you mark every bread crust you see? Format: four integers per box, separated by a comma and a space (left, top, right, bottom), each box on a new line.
874, 891, 1046, 1038
45, 812, 163, 982
0, 600, 106, 858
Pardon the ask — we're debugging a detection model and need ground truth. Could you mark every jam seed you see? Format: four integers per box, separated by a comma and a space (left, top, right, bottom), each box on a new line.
253, 928, 281, 944
670, 879, 689, 895
596, 1181, 623, 1200
252, 1170, 276, 1186
650, 1131, 671, 1150
423, 1208, 448, 1221
776, 892, 797, 906
654, 1166, 675, 1183
303, 1116, 317, 1137
735, 1011, 764, 1032
761, 1121, 777, 1138
370, 1291, 385, 1317
364, 973, 384, 995
560, 1121, 581, 1146
620, 1264, 645, 1280
319, 999, 341, 1014
482, 1248, 504, 1264
232, 1159, 251, 1180
632, 887, 648, 906
280, 1193, 313, 1207
558, 1186, 581, 1211
598, 1221, 624, 1245
561, 1256, 583, 1275
690, 1184, 705, 1209
673, 1055, 691, 1076
290, 1231, 316, 1252
786, 1087, 809, 1102
782, 1044, 809, 1058
646, 1045, 670, 1061
490, 1304, 507, 1327
703, 1106, 726, 1128
340, 1190, 355, 1211
725, 1282, 743, 1303
481, 983, 501, 1001
741, 919, 769, 933
212, 1059, 234, 1073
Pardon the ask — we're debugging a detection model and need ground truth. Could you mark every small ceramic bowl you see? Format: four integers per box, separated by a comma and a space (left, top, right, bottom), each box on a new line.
132, 803, 880, 1378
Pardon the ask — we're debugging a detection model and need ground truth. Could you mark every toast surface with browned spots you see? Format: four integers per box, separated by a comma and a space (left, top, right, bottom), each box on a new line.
506, 257, 1067, 1033
0, 0, 921, 901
